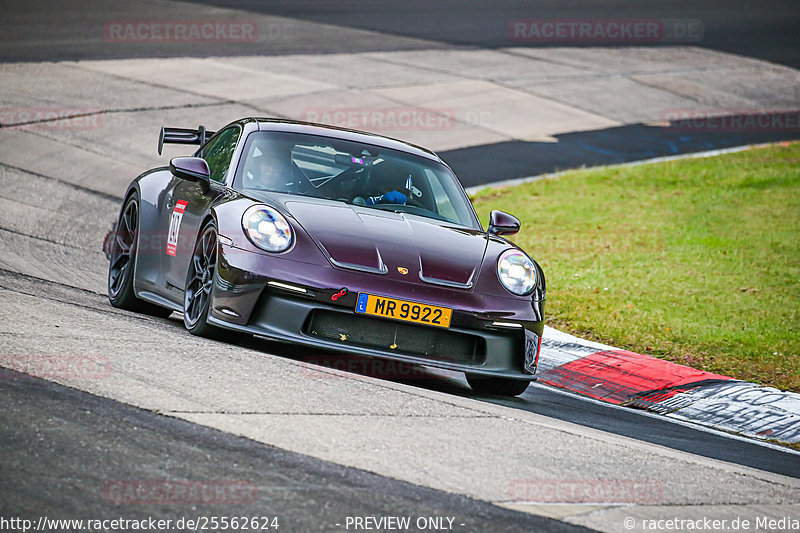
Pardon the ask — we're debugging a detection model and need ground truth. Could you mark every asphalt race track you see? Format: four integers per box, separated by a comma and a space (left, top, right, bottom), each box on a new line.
2, 373, 582, 532
1, 1, 799, 532
4, 0, 799, 67
4, 1, 799, 186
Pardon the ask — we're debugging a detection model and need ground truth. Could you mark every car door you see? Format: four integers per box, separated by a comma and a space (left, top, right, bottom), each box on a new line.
159, 125, 241, 303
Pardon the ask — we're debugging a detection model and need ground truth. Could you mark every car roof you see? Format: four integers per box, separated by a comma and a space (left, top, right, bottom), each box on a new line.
247, 117, 444, 163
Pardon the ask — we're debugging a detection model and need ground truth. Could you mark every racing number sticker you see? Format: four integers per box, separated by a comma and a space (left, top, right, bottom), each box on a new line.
166, 200, 188, 256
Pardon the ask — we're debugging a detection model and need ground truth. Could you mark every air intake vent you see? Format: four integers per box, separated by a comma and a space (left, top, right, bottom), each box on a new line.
305, 310, 484, 365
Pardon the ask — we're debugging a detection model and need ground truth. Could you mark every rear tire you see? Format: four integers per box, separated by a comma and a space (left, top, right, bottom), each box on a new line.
183, 219, 220, 338
466, 375, 530, 397
107, 193, 173, 318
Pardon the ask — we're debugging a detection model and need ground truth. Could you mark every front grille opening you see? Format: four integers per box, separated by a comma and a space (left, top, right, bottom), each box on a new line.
305, 310, 485, 365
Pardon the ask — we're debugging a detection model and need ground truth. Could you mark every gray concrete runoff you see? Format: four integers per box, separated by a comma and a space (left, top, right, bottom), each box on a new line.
1, 44, 799, 531
0, 371, 587, 533
2, 45, 799, 183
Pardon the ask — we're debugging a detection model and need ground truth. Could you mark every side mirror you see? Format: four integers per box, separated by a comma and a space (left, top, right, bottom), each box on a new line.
170, 157, 210, 192
488, 210, 520, 236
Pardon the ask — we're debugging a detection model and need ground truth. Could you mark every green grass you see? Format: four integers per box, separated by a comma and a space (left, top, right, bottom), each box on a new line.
472, 142, 800, 392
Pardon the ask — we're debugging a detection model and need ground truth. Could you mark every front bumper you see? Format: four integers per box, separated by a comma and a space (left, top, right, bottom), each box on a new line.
209, 244, 544, 380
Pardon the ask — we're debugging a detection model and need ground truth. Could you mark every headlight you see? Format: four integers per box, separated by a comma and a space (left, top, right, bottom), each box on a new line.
497, 249, 537, 295
242, 205, 293, 252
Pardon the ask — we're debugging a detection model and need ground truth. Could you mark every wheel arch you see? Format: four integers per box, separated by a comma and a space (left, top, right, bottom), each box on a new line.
128, 167, 174, 293
199, 212, 218, 234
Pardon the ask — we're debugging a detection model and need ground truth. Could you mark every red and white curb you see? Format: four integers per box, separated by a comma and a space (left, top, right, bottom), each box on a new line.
538, 326, 800, 445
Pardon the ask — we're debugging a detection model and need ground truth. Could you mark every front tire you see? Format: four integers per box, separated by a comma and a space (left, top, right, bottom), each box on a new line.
107, 193, 173, 318
184, 219, 220, 338
466, 375, 531, 397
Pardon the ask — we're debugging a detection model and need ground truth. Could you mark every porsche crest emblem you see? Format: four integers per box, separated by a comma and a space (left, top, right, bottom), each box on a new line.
397, 267, 409, 275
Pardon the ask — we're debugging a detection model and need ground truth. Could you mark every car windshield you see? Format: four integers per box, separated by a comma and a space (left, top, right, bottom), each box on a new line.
233, 131, 479, 228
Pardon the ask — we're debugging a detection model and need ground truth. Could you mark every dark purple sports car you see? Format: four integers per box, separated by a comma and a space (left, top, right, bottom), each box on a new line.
106, 118, 545, 396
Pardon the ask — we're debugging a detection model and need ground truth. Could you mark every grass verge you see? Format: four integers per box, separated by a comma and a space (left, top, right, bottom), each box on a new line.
472, 142, 799, 392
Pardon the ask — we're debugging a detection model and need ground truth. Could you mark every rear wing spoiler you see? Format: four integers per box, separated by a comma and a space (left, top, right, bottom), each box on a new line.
158, 125, 216, 155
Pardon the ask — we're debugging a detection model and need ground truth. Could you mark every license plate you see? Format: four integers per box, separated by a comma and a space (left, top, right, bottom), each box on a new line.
355, 293, 452, 328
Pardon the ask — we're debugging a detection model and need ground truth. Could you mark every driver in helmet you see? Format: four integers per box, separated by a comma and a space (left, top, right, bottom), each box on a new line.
353, 161, 414, 206
244, 140, 295, 192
